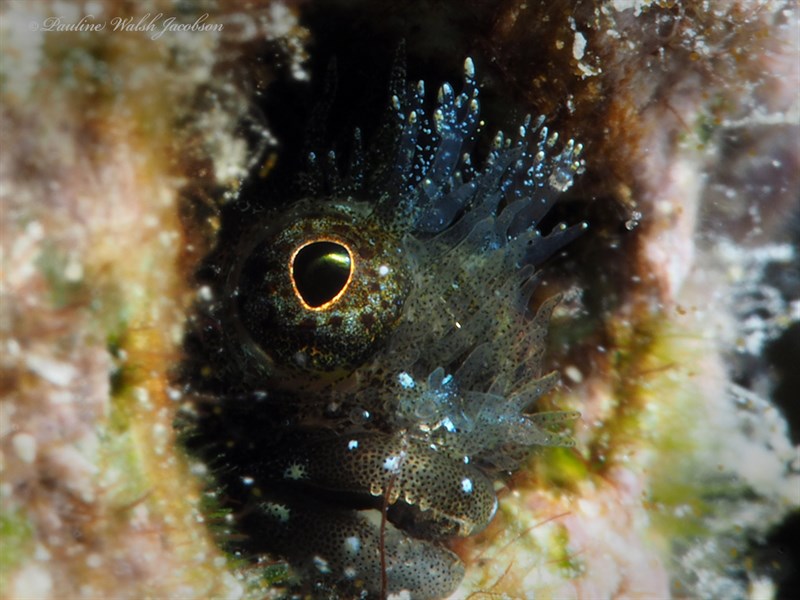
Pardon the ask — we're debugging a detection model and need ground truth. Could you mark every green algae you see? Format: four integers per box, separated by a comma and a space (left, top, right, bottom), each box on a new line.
548, 524, 585, 579
532, 446, 590, 492
35, 242, 88, 310
0, 510, 34, 590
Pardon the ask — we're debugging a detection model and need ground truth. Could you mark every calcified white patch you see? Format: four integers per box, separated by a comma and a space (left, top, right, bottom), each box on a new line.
0, 1, 310, 599
609, 0, 655, 16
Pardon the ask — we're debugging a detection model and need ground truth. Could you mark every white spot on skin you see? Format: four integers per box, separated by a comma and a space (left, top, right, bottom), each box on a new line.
440, 417, 456, 433
264, 502, 291, 523
313, 556, 331, 573
348, 440, 359, 451
383, 455, 402, 472
283, 463, 308, 480
344, 536, 361, 554
397, 372, 415, 389
461, 478, 473, 494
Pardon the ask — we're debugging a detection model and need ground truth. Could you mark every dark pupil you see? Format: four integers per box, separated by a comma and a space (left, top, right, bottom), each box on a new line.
292, 241, 352, 308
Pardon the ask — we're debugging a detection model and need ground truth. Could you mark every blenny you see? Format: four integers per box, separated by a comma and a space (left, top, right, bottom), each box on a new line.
181, 57, 584, 599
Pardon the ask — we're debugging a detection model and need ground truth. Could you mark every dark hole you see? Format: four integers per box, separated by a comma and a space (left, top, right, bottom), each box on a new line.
292, 241, 352, 308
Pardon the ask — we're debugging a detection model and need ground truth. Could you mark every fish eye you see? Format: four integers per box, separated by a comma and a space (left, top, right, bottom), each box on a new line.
231, 203, 411, 380
290, 240, 353, 309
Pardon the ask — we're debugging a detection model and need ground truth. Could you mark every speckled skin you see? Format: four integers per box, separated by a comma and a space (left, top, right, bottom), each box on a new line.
182, 59, 583, 598
256, 432, 498, 537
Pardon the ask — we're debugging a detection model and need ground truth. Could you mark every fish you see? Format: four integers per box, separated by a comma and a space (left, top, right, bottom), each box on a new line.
180, 56, 584, 599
